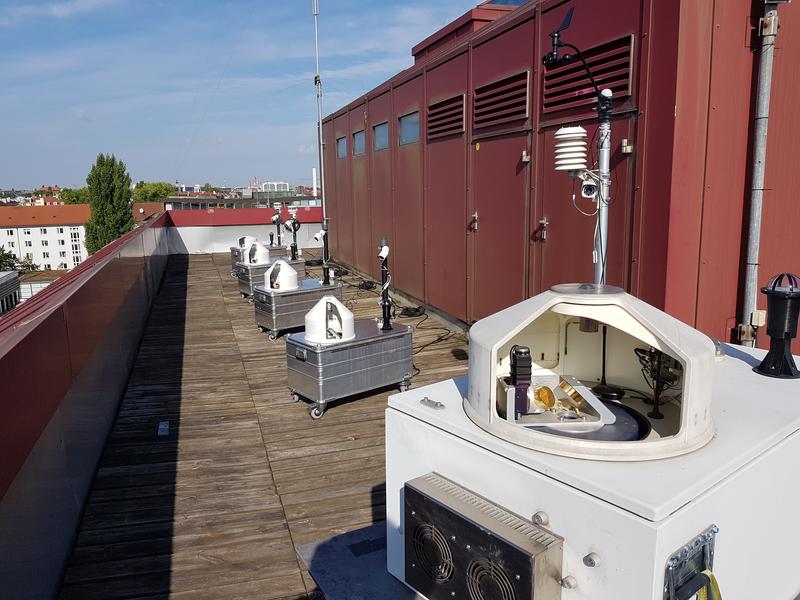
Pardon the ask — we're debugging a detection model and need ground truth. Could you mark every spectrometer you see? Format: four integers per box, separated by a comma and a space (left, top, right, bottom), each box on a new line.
286, 240, 413, 419
386, 282, 800, 600
234, 241, 305, 299
229, 235, 286, 276
253, 259, 342, 340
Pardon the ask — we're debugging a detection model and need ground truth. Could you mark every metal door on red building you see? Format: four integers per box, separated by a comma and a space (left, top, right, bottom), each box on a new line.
470, 131, 531, 321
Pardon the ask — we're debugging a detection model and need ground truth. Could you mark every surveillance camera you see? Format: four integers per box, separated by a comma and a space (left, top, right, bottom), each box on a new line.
378, 245, 390, 260
283, 219, 294, 231
581, 181, 599, 199
313, 229, 326, 242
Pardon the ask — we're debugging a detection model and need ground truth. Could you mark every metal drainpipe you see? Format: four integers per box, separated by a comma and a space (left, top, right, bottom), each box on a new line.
740, 1, 782, 346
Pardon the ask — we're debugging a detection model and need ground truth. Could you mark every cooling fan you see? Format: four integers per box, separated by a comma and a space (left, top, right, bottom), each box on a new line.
404, 473, 563, 600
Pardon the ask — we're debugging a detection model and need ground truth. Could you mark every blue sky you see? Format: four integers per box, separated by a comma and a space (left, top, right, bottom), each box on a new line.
0, 0, 478, 189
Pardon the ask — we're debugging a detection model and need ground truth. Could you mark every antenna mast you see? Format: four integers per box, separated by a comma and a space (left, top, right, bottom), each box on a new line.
312, 0, 331, 285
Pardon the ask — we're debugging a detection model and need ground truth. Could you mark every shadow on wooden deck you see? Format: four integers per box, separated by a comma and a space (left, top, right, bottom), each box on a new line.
59, 251, 468, 600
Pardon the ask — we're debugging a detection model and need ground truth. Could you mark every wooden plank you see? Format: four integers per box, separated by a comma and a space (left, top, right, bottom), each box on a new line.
60, 252, 470, 600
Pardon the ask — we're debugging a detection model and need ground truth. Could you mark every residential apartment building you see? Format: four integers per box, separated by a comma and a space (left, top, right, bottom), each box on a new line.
1, 206, 90, 270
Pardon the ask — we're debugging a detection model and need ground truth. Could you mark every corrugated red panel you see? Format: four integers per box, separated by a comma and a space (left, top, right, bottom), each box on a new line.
334, 113, 354, 266
427, 94, 465, 140
392, 76, 426, 301
350, 105, 372, 275
542, 34, 634, 113
473, 71, 529, 130
425, 52, 469, 321
368, 91, 394, 281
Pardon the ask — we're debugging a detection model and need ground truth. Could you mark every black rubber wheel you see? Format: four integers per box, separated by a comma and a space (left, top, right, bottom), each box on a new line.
309, 404, 325, 420
399, 382, 410, 392
257, 326, 266, 333
267, 331, 278, 341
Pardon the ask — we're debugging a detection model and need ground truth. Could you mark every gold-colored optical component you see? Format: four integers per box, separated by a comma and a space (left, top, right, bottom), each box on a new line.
534, 386, 556, 409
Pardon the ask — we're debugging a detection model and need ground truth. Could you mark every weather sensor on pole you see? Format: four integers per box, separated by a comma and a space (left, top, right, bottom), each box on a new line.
543, 8, 614, 286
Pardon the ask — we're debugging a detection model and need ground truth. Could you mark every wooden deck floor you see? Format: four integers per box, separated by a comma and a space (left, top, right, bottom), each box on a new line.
59, 253, 469, 600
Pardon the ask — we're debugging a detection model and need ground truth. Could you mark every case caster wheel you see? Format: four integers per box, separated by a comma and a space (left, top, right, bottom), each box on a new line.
240, 292, 247, 298
309, 404, 325, 420
291, 392, 300, 402
230, 271, 237, 278
257, 325, 266, 333
267, 331, 278, 341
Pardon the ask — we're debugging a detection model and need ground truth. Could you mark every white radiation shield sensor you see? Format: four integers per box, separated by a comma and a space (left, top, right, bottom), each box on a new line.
554, 126, 588, 171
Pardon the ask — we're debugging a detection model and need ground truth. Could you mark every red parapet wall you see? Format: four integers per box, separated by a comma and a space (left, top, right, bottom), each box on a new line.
0, 213, 170, 498
167, 206, 322, 227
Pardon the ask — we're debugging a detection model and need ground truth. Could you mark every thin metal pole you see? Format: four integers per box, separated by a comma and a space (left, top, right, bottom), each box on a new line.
595, 89, 613, 285
312, 0, 331, 285
741, 2, 780, 346
380, 239, 392, 330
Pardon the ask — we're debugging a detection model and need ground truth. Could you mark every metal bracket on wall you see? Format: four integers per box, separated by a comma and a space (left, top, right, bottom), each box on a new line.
469, 212, 479, 232
538, 217, 549, 241
760, 14, 779, 36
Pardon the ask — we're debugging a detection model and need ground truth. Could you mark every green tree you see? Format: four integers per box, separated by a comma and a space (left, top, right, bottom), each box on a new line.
17, 256, 38, 273
0, 245, 15, 271
61, 187, 90, 204
85, 154, 134, 254
202, 182, 214, 193
132, 181, 174, 202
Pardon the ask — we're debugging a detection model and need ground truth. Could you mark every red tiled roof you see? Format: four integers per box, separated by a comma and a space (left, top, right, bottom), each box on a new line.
0, 205, 91, 227
133, 202, 163, 222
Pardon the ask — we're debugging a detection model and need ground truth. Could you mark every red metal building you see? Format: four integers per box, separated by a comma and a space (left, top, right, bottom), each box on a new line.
322, 0, 800, 349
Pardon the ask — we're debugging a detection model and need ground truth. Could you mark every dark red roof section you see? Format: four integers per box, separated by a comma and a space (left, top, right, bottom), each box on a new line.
411, 3, 516, 63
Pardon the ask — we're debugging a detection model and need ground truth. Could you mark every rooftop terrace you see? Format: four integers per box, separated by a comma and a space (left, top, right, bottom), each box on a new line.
0, 217, 467, 598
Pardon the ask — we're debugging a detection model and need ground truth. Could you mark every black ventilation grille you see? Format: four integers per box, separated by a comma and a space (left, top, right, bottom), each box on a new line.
543, 33, 634, 114
412, 524, 454, 583
473, 71, 529, 130
467, 560, 516, 600
403, 473, 563, 600
427, 95, 465, 140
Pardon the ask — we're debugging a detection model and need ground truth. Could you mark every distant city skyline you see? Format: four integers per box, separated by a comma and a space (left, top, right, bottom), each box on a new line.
1, 0, 477, 189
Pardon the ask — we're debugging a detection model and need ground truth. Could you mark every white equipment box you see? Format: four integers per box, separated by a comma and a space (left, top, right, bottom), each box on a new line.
385, 284, 800, 600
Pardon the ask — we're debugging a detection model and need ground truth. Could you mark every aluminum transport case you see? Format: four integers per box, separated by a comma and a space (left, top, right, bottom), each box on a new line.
253, 280, 343, 340
286, 320, 413, 418
234, 258, 306, 298
229, 245, 287, 274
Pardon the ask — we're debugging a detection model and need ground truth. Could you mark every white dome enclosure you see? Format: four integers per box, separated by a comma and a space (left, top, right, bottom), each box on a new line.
304, 296, 355, 344
264, 260, 299, 292
246, 241, 271, 265
465, 283, 715, 461
237, 235, 257, 249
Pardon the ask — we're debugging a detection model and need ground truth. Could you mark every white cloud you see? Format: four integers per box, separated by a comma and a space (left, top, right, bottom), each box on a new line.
0, 0, 119, 27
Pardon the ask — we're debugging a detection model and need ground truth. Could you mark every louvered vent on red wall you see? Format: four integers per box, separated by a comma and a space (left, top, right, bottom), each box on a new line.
543, 34, 634, 114
473, 71, 529, 130
427, 95, 465, 140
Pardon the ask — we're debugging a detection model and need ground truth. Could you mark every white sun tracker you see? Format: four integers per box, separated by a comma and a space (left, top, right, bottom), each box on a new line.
386, 284, 800, 599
